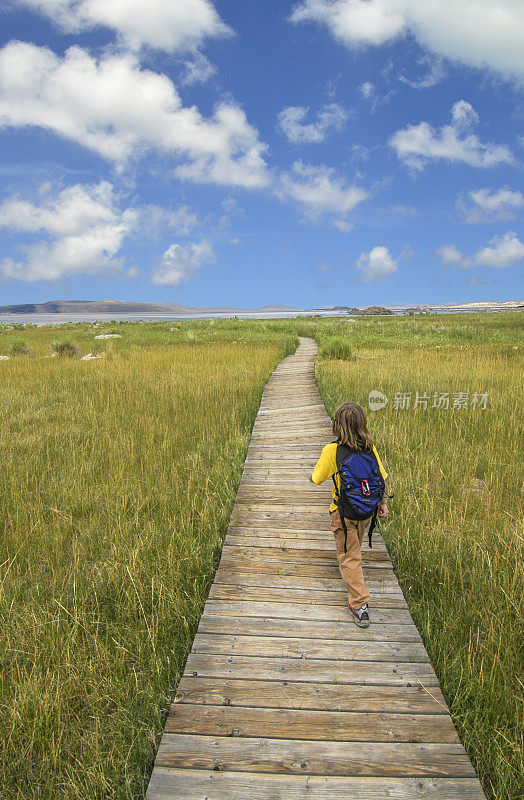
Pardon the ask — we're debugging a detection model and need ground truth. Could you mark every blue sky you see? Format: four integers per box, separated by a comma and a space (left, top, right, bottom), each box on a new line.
0, 0, 523, 308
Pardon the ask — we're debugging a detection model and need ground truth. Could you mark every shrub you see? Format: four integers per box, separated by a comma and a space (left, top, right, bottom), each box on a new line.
51, 339, 78, 357
8, 338, 30, 356
320, 336, 355, 360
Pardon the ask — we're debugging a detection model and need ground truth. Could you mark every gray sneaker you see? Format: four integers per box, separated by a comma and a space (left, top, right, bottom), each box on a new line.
349, 603, 369, 628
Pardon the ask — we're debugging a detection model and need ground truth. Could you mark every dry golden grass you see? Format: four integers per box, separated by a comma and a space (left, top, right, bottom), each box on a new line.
317, 340, 523, 800
0, 313, 521, 799
0, 331, 293, 799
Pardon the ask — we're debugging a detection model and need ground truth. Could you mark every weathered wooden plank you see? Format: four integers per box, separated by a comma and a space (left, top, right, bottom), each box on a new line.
258, 402, 326, 413
174, 675, 447, 713
154, 734, 476, 777
166, 703, 459, 743
226, 526, 336, 540
183, 653, 439, 686
249, 424, 326, 432
239, 471, 330, 478
248, 440, 324, 444
238, 476, 329, 485
207, 584, 406, 608
247, 438, 322, 443
251, 535, 387, 552
146, 768, 486, 799
248, 440, 328, 447
229, 512, 384, 530
196, 614, 421, 643
212, 570, 400, 593
252, 416, 329, 422
226, 525, 388, 549
237, 484, 332, 494
235, 498, 329, 509
225, 537, 389, 556
225, 535, 388, 553
249, 433, 330, 440
217, 559, 390, 579
235, 490, 328, 504
219, 539, 384, 560
220, 544, 393, 567
217, 560, 391, 580
241, 456, 327, 463
203, 599, 415, 625
243, 457, 323, 465
245, 459, 322, 465
217, 546, 388, 564
250, 425, 331, 433
191, 633, 427, 662
251, 434, 329, 440
222, 541, 391, 562
227, 524, 386, 542
238, 474, 322, 482
231, 504, 338, 516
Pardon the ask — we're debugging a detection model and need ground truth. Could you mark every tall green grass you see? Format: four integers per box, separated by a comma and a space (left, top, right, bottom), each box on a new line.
316, 334, 523, 800
0, 325, 295, 799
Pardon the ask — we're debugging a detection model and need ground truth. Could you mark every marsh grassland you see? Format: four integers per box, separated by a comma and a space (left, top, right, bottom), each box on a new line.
315, 313, 523, 800
0, 320, 295, 799
0, 313, 522, 800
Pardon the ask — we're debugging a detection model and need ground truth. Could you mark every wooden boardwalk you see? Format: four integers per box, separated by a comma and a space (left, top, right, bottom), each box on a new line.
146, 338, 487, 799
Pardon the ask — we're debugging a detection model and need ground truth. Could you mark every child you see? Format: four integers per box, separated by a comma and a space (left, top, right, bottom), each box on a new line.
309, 401, 389, 628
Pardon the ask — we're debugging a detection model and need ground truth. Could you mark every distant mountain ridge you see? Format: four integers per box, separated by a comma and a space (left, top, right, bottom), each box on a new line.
1, 299, 520, 316
308, 305, 394, 315
0, 300, 301, 314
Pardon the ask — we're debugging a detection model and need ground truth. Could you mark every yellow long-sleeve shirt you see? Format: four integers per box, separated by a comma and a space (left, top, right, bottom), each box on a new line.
311, 442, 388, 513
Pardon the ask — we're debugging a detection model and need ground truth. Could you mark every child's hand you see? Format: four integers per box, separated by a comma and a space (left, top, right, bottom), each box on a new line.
378, 502, 388, 518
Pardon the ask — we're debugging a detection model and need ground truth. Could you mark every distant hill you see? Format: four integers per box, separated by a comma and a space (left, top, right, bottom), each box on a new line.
0, 300, 301, 315
0, 300, 178, 314
3, 299, 519, 317
308, 305, 393, 315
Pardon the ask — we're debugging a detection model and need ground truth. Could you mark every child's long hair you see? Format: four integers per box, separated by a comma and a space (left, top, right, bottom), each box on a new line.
333, 401, 373, 451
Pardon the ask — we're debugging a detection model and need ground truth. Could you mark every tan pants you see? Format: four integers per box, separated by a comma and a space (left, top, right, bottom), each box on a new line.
330, 508, 372, 610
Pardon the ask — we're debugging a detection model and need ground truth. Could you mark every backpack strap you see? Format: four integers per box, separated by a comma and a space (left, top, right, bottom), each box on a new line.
330, 445, 347, 552
331, 443, 350, 552
367, 506, 379, 549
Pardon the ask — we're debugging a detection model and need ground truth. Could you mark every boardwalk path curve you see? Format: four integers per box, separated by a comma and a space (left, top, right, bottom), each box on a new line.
146, 338, 486, 799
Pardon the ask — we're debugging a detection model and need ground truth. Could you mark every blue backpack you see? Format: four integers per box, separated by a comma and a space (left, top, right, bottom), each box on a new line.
333, 443, 386, 552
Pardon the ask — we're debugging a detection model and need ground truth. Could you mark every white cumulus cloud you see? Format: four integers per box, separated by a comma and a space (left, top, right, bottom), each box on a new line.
12, 0, 232, 53
277, 103, 348, 144
437, 245, 466, 267
0, 181, 136, 282
179, 52, 217, 85
0, 42, 269, 188
399, 55, 446, 89
279, 160, 368, 230
356, 245, 398, 282
137, 204, 200, 237
451, 99, 479, 128
436, 230, 524, 269
290, 0, 524, 83
359, 81, 376, 100
151, 240, 216, 285
457, 187, 524, 224
389, 100, 513, 172
291, 0, 405, 46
